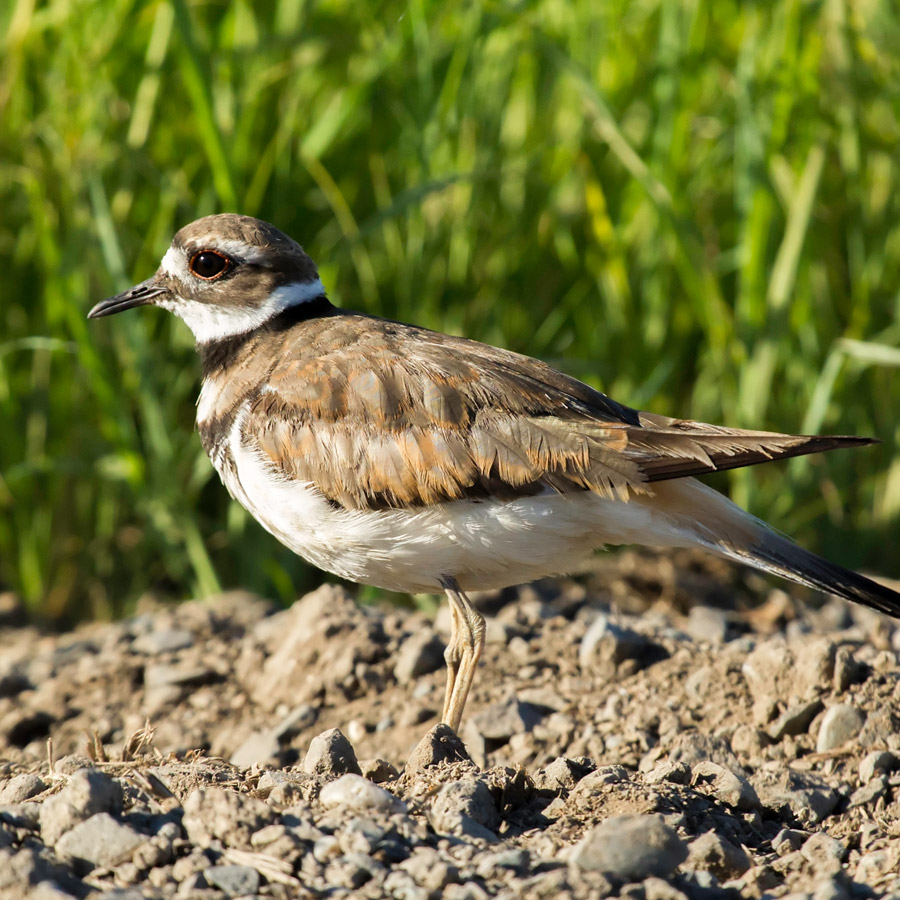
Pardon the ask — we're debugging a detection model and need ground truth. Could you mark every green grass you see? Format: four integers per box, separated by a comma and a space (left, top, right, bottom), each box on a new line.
2, 0, 899, 622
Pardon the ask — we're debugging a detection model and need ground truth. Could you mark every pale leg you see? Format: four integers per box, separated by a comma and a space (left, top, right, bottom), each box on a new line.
439, 576, 485, 733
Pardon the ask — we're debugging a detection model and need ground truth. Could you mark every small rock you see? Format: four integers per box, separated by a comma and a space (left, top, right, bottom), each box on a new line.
833, 647, 863, 693
143, 663, 215, 687
568, 766, 630, 804
0, 801, 41, 830
476, 848, 530, 877
319, 774, 407, 813
579, 616, 666, 677
182, 787, 272, 850
55, 812, 147, 868
230, 729, 280, 768
430, 778, 499, 840
405, 724, 473, 772
203, 864, 260, 897
685, 831, 751, 879
0, 774, 46, 804
794, 639, 836, 695
767, 699, 823, 741
858, 708, 900, 747
394, 631, 445, 683
772, 828, 807, 856
847, 775, 888, 809
132, 628, 194, 655
812, 877, 852, 900
816, 704, 865, 752
302, 728, 361, 776
742, 638, 792, 704
272, 703, 318, 739
534, 757, 594, 791
730, 724, 770, 757
692, 761, 759, 810
399, 848, 460, 891
644, 761, 692, 786
471, 697, 543, 742
569, 814, 687, 879
686, 606, 729, 644
751, 769, 839, 824
359, 758, 400, 783
801, 832, 846, 874
859, 750, 898, 783
40, 769, 124, 846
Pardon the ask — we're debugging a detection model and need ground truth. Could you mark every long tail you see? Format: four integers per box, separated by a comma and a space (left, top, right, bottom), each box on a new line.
649, 479, 900, 619
736, 531, 900, 618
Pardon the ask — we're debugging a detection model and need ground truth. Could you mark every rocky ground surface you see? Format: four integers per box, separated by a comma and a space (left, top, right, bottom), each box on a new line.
2, 549, 900, 899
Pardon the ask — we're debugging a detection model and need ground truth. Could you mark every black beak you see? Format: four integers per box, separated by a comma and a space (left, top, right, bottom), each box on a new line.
87, 278, 169, 319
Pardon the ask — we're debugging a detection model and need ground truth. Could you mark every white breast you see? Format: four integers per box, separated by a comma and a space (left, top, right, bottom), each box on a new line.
213, 405, 723, 594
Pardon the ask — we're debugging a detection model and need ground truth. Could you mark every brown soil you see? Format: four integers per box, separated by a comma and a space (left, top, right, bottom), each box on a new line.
1, 549, 899, 898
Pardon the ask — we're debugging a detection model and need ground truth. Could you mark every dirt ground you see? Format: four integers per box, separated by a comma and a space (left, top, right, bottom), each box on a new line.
2, 548, 900, 899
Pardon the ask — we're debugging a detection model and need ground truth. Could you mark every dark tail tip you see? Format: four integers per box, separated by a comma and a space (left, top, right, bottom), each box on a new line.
751, 536, 900, 619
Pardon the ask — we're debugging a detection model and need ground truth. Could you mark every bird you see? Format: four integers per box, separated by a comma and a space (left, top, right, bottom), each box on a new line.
89, 213, 900, 734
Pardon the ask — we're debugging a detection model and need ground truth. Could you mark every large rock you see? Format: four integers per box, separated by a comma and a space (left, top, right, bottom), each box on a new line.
247, 585, 388, 709
55, 812, 147, 869
39, 769, 123, 846
569, 814, 687, 879
182, 787, 272, 850
302, 728, 361, 776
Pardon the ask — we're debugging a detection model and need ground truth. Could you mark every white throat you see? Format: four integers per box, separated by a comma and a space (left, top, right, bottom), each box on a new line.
159, 275, 326, 344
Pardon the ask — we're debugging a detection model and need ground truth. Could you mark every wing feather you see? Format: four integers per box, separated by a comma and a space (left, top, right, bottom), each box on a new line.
236, 315, 874, 510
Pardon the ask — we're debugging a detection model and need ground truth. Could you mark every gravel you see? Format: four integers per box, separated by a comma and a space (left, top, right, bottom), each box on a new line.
1, 547, 899, 897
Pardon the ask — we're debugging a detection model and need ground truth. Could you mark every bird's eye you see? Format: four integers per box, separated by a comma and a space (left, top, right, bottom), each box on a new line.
189, 250, 231, 280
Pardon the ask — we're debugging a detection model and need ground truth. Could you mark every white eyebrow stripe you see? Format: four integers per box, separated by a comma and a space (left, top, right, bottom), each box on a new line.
192, 238, 270, 264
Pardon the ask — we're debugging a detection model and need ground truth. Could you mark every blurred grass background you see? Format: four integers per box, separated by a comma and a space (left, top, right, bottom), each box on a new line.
2, 0, 899, 623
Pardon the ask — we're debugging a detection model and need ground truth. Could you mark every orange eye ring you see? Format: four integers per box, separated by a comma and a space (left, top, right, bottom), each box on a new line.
189, 250, 231, 280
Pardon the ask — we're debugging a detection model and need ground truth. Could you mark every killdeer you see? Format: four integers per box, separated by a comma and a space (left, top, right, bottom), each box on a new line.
89, 214, 900, 733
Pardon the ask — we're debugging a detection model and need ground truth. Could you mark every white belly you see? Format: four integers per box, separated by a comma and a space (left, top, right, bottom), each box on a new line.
213, 409, 715, 595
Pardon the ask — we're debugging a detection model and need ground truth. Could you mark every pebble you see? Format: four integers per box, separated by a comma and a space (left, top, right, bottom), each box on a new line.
644, 761, 692, 786
359, 758, 400, 783
181, 787, 272, 850
847, 776, 888, 809
579, 615, 665, 676
533, 757, 594, 791
569, 814, 687, 879
772, 828, 807, 856
143, 663, 216, 687
405, 724, 473, 772
691, 761, 759, 810
394, 631, 445, 683
55, 812, 147, 868
686, 606, 729, 644
800, 832, 846, 874
751, 770, 839, 824
203, 864, 260, 897
685, 831, 751, 879
229, 729, 280, 767
40, 769, 123, 846
399, 848, 460, 891
816, 703, 865, 752
767, 699, 823, 741
471, 697, 544, 741
319, 774, 407, 814
430, 778, 499, 840
859, 750, 898, 783
302, 728, 362, 776
132, 628, 194, 655
0, 774, 46, 804
272, 702, 318, 739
